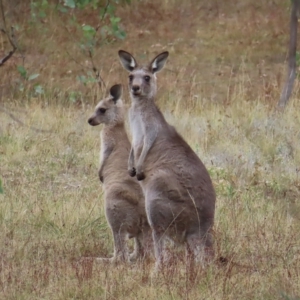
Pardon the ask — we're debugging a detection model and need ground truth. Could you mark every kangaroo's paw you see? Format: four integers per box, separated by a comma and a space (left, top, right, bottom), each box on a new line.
128, 167, 136, 177
136, 171, 145, 181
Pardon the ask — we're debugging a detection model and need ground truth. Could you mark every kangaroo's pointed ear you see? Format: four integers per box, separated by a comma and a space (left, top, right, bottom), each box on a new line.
150, 51, 169, 74
110, 84, 122, 104
118, 50, 137, 72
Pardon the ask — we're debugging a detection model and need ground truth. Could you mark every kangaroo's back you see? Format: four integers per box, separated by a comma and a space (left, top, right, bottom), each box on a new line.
102, 123, 144, 206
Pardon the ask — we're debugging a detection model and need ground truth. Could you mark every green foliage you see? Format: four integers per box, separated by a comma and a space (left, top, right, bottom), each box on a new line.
17, 65, 27, 79
29, 0, 128, 43
33, 85, 44, 95
65, 0, 99, 9
82, 25, 96, 39
7, 0, 129, 104
30, 0, 49, 20
61, 0, 127, 43
17, 65, 43, 95
57, 0, 128, 101
68, 91, 83, 103
77, 73, 98, 86
63, 0, 131, 10
64, 0, 76, 9
17, 66, 40, 82
109, 16, 126, 39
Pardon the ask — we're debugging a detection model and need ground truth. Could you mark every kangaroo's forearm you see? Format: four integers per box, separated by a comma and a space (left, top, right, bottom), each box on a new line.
128, 147, 136, 177
128, 147, 135, 168
137, 130, 157, 167
135, 131, 157, 181
137, 145, 149, 170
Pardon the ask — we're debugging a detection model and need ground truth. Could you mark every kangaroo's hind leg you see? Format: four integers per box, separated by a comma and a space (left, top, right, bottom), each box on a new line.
95, 230, 128, 263
186, 217, 214, 266
129, 226, 153, 262
151, 227, 167, 271
129, 235, 143, 262
98, 203, 131, 263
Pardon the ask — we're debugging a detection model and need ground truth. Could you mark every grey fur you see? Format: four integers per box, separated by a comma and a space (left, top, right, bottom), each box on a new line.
118, 51, 216, 270
88, 84, 152, 263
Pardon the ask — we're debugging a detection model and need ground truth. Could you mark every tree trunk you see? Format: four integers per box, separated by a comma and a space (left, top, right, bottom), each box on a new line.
277, 0, 300, 109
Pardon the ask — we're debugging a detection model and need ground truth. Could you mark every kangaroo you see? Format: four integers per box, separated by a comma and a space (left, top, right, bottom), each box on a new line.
88, 84, 152, 263
118, 51, 216, 269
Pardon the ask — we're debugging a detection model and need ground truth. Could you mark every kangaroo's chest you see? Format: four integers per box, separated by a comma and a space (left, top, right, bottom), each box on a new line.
129, 109, 145, 148
100, 132, 110, 161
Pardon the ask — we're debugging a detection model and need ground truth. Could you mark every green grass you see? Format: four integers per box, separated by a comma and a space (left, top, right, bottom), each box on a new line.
1, 0, 300, 299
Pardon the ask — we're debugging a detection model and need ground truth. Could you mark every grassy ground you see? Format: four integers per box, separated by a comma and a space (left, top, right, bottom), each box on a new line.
1, 0, 300, 299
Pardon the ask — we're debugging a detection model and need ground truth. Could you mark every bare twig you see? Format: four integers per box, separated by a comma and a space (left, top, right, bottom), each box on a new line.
0, 46, 16, 66
88, 0, 110, 89
100, 0, 110, 22
88, 48, 106, 88
86, 0, 110, 88
95, 0, 110, 47
277, 0, 300, 109
96, 0, 110, 31
66, 49, 86, 70
0, 0, 18, 67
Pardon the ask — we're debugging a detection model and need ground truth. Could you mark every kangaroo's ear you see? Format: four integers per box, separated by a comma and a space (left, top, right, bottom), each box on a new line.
118, 50, 137, 72
110, 84, 122, 103
150, 51, 169, 74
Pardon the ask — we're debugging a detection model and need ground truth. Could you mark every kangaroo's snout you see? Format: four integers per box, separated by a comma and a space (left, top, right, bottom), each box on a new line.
88, 117, 97, 126
131, 85, 140, 94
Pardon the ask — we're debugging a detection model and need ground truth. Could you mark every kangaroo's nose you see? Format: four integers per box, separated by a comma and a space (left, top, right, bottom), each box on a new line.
132, 85, 140, 92
88, 118, 95, 126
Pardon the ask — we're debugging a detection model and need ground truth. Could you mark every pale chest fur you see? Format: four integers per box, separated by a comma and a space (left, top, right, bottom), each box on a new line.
129, 104, 162, 154
128, 107, 144, 149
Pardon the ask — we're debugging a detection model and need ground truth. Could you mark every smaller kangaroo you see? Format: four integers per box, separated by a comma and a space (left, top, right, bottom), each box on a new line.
118, 51, 216, 270
88, 84, 152, 263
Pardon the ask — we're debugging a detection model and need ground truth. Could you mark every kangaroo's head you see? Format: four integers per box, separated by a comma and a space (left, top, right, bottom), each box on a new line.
88, 84, 123, 126
118, 50, 169, 101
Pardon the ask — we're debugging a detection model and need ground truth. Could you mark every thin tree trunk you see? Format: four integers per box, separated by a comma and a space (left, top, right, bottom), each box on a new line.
277, 0, 300, 109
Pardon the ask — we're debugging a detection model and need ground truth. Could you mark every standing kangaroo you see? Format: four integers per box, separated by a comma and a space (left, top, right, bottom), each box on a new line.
88, 84, 152, 263
118, 51, 216, 269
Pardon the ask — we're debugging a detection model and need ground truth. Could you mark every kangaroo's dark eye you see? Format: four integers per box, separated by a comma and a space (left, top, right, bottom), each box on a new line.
99, 108, 106, 114
144, 76, 150, 82
129, 75, 134, 81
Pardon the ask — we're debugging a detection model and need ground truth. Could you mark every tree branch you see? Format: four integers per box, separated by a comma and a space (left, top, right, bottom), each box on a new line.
0, 46, 16, 66
89, 0, 110, 88
88, 48, 105, 88
0, 0, 18, 67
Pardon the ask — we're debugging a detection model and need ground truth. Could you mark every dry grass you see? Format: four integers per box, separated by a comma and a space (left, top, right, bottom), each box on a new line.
1, 0, 300, 299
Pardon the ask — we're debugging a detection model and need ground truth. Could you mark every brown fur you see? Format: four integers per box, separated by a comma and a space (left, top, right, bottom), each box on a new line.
88, 84, 152, 263
118, 51, 216, 270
